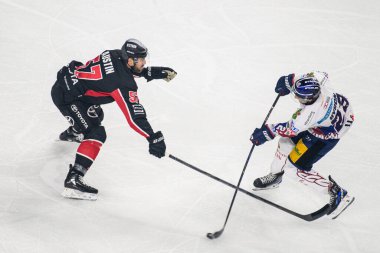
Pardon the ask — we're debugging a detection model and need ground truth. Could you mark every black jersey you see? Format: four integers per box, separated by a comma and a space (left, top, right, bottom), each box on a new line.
56, 49, 154, 138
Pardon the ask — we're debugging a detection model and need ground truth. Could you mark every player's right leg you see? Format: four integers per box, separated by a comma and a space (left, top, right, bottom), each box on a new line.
253, 137, 293, 190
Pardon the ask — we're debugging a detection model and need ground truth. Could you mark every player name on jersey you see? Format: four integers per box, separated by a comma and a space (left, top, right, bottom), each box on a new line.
101, 51, 115, 75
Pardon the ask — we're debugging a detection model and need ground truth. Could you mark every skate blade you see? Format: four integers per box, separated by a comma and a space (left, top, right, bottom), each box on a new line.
252, 183, 280, 191
55, 139, 80, 143
62, 188, 98, 201
329, 195, 355, 219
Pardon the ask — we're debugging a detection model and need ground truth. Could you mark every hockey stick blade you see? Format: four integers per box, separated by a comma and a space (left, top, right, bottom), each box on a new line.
169, 154, 330, 221
207, 229, 224, 240
240, 186, 330, 221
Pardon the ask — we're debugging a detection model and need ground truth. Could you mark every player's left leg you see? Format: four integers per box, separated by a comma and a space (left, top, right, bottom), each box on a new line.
62, 125, 107, 200
286, 132, 354, 217
58, 101, 107, 200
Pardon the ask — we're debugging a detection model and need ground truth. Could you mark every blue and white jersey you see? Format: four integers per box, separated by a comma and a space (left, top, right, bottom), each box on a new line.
268, 72, 354, 140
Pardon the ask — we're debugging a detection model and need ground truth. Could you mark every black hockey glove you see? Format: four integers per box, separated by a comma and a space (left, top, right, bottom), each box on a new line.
142, 67, 177, 82
147, 131, 166, 158
275, 74, 294, 96
250, 125, 275, 146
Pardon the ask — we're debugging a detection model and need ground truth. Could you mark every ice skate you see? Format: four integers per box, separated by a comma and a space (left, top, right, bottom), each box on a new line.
62, 164, 98, 200
253, 171, 284, 191
327, 176, 355, 219
59, 126, 84, 143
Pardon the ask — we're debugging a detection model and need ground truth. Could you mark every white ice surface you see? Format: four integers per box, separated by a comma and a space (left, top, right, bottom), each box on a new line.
1, 0, 380, 252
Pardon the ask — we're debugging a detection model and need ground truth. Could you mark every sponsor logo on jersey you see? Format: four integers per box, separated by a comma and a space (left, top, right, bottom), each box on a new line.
292, 109, 302, 120
323, 97, 331, 109
329, 94, 338, 121
68, 67, 79, 85
304, 111, 315, 125
318, 98, 334, 124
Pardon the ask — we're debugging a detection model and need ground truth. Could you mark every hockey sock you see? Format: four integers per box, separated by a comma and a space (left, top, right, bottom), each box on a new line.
75, 139, 103, 168
284, 160, 329, 195
72, 163, 88, 176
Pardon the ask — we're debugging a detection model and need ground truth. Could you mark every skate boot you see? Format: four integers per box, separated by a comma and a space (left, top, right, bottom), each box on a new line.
327, 175, 355, 219
59, 126, 84, 143
62, 164, 98, 200
253, 171, 284, 190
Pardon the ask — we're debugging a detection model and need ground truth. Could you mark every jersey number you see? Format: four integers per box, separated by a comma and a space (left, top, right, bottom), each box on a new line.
74, 55, 103, 80
129, 91, 139, 103
331, 94, 349, 132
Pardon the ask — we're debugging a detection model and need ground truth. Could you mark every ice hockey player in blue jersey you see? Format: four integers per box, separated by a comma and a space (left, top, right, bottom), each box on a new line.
250, 71, 355, 219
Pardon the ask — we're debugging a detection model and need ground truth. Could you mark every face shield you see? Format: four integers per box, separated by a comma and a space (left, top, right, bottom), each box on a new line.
290, 76, 321, 105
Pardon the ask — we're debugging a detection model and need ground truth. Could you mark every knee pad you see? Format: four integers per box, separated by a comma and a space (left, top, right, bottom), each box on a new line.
84, 126, 107, 144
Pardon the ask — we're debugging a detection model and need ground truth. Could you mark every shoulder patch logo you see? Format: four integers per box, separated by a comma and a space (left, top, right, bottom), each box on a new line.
292, 109, 302, 119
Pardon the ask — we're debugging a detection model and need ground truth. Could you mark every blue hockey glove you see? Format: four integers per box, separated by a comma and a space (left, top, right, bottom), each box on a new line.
275, 74, 294, 96
250, 125, 275, 146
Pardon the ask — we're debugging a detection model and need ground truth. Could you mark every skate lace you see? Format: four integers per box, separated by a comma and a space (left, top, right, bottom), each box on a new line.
78, 176, 93, 190
328, 184, 342, 205
261, 173, 277, 184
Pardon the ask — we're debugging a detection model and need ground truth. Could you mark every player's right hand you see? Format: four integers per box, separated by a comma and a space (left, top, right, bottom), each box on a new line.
250, 125, 275, 146
147, 131, 166, 158
275, 74, 293, 96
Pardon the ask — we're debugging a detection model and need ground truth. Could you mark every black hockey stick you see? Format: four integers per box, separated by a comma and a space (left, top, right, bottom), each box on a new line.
168, 154, 330, 222
207, 94, 281, 239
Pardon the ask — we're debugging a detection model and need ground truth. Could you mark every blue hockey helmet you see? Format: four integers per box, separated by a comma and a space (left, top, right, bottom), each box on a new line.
293, 76, 321, 104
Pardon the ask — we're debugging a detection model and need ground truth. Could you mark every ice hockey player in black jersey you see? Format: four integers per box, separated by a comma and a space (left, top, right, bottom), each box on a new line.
51, 38, 177, 200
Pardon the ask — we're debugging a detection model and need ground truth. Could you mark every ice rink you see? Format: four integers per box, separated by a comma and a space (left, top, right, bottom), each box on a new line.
1, 0, 380, 252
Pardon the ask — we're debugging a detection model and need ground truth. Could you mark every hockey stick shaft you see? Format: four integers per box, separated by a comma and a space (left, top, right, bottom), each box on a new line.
209, 94, 281, 237
168, 154, 329, 221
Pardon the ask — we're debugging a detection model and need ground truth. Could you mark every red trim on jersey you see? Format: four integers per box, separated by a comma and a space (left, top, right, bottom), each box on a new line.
111, 89, 150, 138
76, 140, 103, 162
84, 90, 112, 97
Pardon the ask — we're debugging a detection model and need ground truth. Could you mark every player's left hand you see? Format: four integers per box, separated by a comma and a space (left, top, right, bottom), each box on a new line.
142, 67, 177, 82
250, 125, 275, 146
147, 131, 166, 158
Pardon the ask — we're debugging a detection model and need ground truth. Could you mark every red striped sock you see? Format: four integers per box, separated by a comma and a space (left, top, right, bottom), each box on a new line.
75, 140, 103, 168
